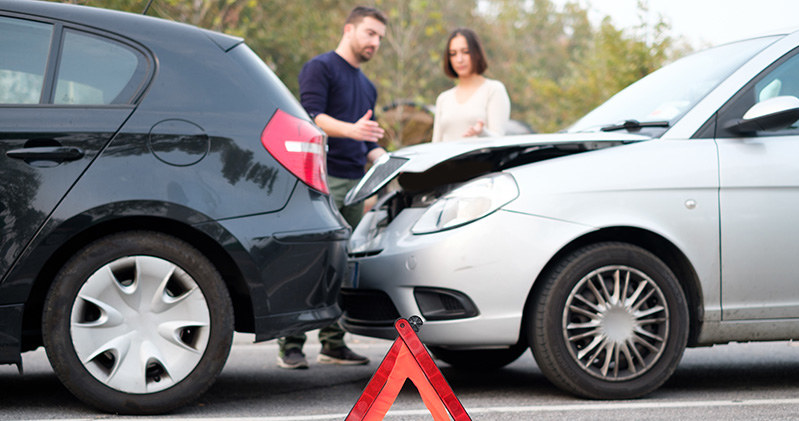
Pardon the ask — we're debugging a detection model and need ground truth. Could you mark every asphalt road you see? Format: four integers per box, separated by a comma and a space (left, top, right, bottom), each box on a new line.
2, 332, 799, 420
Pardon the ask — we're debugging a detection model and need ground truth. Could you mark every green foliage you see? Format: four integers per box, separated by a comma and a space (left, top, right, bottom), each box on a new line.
55, 0, 691, 136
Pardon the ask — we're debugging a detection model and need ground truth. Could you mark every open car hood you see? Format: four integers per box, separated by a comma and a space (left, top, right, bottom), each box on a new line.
344, 132, 648, 206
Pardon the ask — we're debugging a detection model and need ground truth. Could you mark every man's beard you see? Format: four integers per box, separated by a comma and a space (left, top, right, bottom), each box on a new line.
353, 45, 375, 63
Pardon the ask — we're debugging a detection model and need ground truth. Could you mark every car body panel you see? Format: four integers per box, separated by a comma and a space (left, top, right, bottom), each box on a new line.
0, 107, 133, 285
502, 138, 722, 320
718, 134, 799, 320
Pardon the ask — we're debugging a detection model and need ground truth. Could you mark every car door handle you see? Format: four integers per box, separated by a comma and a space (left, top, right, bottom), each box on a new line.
7, 146, 85, 162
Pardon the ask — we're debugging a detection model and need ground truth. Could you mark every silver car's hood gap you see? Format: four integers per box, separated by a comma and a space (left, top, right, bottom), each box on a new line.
345, 136, 640, 207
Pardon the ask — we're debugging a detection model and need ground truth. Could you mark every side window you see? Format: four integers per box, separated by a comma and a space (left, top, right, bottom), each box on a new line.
718, 49, 799, 137
54, 29, 147, 105
754, 53, 799, 103
0, 17, 53, 104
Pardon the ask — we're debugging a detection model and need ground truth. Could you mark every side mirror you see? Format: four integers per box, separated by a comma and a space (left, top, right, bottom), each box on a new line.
725, 95, 799, 134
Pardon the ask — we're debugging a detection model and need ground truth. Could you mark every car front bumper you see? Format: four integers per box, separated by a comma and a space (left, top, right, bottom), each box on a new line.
341, 206, 590, 347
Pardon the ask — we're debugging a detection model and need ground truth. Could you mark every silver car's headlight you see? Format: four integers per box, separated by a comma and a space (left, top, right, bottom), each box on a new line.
411, 173, 519, 234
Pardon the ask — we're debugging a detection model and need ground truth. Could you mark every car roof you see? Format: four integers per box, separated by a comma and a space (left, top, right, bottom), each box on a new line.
0, 0, 242, 51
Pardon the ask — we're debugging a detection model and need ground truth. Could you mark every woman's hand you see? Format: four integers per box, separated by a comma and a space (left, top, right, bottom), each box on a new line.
463, 120, 484, 137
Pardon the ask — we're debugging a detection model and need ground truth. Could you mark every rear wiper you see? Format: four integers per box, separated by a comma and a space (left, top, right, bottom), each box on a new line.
600, 120, 670, 132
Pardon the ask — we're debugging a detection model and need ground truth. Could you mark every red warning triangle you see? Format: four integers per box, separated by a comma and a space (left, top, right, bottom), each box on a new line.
346, 317, 471, 421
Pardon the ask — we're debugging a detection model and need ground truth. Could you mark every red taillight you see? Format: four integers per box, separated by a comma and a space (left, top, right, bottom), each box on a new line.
261, 109, 328, 194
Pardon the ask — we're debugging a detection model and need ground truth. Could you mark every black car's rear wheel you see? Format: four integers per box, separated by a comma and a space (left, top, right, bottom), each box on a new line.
529, 242, 688, 399
42, 231, 233, 414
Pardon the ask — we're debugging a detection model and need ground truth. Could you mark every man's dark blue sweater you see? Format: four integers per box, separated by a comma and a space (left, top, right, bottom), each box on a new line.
298, 51, 379, 180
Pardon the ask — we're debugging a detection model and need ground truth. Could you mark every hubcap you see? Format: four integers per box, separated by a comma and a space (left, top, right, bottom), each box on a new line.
70, 256, 211, 393
562, 265, 669, 381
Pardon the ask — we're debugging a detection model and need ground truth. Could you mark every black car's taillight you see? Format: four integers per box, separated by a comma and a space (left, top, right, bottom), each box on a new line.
261, 109, 328, 194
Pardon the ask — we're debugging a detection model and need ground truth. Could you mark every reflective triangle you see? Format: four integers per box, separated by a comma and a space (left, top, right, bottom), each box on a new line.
346, 318, 471, 421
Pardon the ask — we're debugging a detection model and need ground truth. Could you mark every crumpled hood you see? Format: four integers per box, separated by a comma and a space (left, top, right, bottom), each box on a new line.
344, 132, 648, 205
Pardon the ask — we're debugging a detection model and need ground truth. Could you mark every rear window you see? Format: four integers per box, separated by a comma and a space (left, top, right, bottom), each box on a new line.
55, 29, 148, 105
0, 17, 52, 104
0, 15, 149, 106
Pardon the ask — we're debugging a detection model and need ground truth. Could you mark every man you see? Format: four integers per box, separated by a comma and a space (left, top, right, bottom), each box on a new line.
277, 6, 388, 369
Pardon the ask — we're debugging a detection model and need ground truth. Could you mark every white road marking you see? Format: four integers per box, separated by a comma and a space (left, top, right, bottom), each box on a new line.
466, 397, 799, 414
50, 397, 799, 421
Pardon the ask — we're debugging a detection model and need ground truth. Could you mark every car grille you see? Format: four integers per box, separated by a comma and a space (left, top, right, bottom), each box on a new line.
340, 288, 400, 325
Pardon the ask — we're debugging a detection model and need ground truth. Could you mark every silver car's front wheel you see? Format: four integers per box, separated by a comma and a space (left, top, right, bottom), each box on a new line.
562, 265, 669, 381
529, 242, 688, 399
43, 231, 233, 414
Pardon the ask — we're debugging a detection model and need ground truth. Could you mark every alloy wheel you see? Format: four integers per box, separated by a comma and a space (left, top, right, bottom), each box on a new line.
562, 265, 669, 381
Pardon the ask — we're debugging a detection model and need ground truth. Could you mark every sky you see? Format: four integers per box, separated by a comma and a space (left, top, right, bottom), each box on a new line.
567, 0, 799, 48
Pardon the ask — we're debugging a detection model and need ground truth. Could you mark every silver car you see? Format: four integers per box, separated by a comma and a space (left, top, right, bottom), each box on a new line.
341, 28, 799, 399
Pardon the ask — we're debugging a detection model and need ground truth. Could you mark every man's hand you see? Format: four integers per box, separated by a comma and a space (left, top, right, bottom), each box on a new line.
313, 110, 385, 142
350, 109, 385, 142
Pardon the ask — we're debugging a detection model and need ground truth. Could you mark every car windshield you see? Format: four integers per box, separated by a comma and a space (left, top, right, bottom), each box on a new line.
568, 36, 782, 135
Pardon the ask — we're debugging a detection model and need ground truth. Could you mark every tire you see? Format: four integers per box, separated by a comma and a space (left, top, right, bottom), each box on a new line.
428, 343, 527, 370
529, 242, 688, 399
42, 231, 234, 414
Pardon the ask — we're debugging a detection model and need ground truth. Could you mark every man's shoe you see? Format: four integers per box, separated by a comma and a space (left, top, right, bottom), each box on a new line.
277, 348, 309, 369
317, 346, 369, 365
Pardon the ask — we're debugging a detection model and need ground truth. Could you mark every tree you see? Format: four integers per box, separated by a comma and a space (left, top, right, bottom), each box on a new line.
475, 0, 594, 132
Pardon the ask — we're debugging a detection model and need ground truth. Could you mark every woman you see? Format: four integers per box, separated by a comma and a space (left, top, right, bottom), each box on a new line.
431, 28, 511, 142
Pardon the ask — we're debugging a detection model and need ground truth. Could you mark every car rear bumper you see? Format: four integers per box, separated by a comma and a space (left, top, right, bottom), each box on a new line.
215, 184, 350, 341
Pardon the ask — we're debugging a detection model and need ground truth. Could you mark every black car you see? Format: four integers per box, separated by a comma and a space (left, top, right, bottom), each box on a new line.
0, 0, 348, 414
